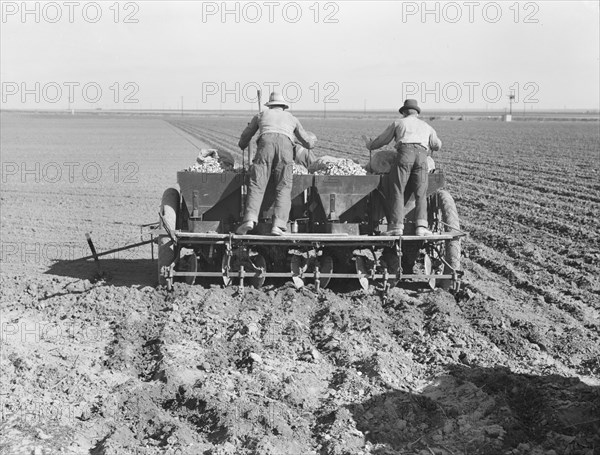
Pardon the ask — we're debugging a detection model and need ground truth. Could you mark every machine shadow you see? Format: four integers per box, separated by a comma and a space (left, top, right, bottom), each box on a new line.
346, 364, 599, 454
45, 258, 157, 288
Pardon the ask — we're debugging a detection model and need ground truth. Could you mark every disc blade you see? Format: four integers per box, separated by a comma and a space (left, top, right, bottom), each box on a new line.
181, 254, 198, 285
292, 276, 304, 289
424, 254, 435, 289
318, 256, 333, 289
355, 256, 370, 290
221, 254, 231, 286
291, 255, 306, 289
250, 254, 266, 288
381, 248, 400, 288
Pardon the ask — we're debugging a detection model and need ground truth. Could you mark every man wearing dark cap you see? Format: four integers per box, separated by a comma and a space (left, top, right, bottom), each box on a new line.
236, 92, 317, 236
364, 99, 442, 236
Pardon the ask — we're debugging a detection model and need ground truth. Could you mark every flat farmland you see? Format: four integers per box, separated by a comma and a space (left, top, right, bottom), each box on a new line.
1, 112, 599, 455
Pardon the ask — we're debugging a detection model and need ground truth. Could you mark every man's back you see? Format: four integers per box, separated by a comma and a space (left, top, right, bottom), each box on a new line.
258, 109, 298, 141
239, 107, 315, 150
395, 115, 441, 151
367, 113, 441, 152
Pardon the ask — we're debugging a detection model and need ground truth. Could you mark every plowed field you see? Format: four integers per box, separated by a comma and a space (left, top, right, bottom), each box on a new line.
1, 112, 599, 455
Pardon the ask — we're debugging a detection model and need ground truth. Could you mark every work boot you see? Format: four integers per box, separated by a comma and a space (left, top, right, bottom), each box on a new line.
235, 221, 255, 235
270, 226, 286, 236
415, 226, 433, 236
384, 224, 404, 236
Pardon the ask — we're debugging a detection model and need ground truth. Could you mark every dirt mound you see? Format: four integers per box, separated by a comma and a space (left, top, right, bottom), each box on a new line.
2, 270, 598, 455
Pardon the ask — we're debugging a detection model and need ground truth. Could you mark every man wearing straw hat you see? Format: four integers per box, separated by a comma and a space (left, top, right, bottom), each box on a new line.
364, 99, 442, 236
236, 92, 317, 236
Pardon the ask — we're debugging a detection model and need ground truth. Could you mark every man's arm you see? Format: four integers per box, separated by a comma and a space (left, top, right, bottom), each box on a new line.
238, 115, 259, 150
294, 120, 317, 149
367, 121, 398, 150
428, 127, 442, 152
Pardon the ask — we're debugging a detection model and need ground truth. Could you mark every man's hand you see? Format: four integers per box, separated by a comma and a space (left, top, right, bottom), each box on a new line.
361, 135, 372, 150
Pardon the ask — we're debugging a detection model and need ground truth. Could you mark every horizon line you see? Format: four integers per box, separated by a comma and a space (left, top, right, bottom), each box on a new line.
2, 107, 599, 114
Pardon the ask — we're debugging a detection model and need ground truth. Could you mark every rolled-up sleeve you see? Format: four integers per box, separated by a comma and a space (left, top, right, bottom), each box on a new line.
369, 121, 398, 151
238, 115, 259, 150
294, 120, 317, 149
428, 128, 442, 151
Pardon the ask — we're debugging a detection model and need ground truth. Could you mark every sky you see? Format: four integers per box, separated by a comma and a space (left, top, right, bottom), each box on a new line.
1, 0, 599, 111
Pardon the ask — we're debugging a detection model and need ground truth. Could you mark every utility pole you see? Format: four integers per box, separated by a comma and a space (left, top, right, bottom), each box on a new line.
180, 96, 184, 116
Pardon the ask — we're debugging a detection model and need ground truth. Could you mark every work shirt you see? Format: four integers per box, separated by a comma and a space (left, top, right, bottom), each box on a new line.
368, 114, 442, 152
238, 108, 316, 150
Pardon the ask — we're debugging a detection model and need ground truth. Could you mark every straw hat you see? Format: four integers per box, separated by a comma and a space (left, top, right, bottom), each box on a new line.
265, 92, 289, 109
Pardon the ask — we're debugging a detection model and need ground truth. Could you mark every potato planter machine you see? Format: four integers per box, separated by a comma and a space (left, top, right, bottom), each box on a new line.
82, 169, 466, 294
159, 167, 466, 292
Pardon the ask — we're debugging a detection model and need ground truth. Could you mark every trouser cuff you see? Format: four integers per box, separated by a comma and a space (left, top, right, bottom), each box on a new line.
272, 217, 288, 230
416, 219, 429, 228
